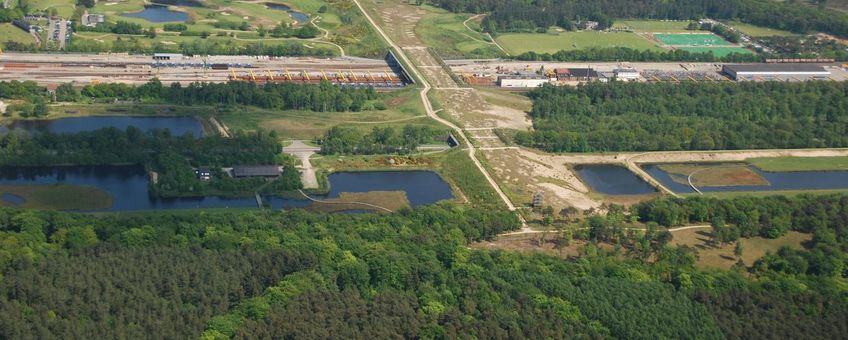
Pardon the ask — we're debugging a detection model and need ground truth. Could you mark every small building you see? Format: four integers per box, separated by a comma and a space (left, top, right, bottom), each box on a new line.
232, 165, 280, 178
722, 64, 830, 81
153, 53, 184, 61
497, 74, 550, 88
598, 71, 614, 82
81, 13, 105, 27
195, 167, 212, 181
555, 68, 598, 81
613, 68, 640, 81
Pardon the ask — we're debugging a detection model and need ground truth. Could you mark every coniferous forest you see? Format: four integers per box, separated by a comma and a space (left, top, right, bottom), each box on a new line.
0, 193, 847, 338
514, 81, 848, 152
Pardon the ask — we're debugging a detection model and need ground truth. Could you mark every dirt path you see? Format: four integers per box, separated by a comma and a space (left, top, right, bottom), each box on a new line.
283, 140, 319, 189
462, 14, 509, 56
208, 116, 231, 137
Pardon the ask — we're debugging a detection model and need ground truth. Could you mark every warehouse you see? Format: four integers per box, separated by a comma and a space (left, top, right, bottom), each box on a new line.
497, 74, 551, 88
232, 166, 281, 178
722, 64, 831, 81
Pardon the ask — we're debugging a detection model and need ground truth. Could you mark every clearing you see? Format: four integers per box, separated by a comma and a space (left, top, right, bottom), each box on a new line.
658, 163, 768, 187
725, 21, 798, 37
672, 229, 810, 270
414, 5, 503, 59
613, 20, 691, 32
748, 156, 848, 172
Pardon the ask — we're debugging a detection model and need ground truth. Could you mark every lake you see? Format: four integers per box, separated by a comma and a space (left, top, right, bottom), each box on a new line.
122, 5, 188, 22
0, 166, 454, 212
6, 116, 204, 136
642, 164, 848, 193
265, 3, 309, 23
573, 164, 657, 195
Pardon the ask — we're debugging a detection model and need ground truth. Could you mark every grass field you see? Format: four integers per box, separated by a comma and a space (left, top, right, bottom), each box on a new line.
678, 46, 753, 56
30, 0, 76, 17
216, 88, 441, 140
0, 23, 36, 44
304, 191, 410, 213
748, 156, 848, 172
613, 20, 692, 32
0, 184, 113, 210
659, 163, 768, 187
414, 5, 503, 59
496, 31, 664, 54
725, 21, 798, 37
654, 33, 731, 46
672, 229, 810, 269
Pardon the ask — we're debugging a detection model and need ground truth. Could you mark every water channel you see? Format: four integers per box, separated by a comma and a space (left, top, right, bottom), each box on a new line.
573, 164, 657, 195
0, 166, 454, 212
5, 116, 204, 136
642, 163, 848, 193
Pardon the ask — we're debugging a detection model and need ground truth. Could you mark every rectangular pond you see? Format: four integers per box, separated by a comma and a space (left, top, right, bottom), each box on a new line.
0, 166, 454, 212
573, 164, 657, 195
5, 116, 205, 136
642, 163, 848, 194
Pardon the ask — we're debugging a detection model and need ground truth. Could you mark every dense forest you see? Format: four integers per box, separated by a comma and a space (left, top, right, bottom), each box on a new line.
0, 193, 846, 338
428, 0, 848, 37
0, 80, 383, 115
0, 127, 301, 196
514, 81, 848, 152
319, 126, 447, 155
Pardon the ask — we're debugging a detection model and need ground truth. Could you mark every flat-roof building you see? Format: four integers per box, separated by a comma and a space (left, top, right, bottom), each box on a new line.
613, 68, 640, 81
232, 165, 281, 178
722, 64, 830, 81
497, 74, 550, 88
555, 68, 598, 81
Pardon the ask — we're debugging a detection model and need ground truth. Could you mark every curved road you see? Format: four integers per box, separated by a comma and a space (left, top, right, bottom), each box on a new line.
352, 0, 518, 214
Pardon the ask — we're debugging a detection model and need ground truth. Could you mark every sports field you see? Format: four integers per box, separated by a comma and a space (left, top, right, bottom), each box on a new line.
679, 46, 753, 56
496, 31, 664, 54
654, 33, 731, 46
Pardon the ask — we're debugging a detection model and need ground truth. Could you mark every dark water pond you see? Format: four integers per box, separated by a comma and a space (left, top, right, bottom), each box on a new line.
1, 193, 25, 205
0, 166, 453, 212
122, 5, 188, 22
153, 0, 204, 7
642, 164, 848, 193
6, 116, 204, 136
265, 3, 309, 23
574, 164, 656, 195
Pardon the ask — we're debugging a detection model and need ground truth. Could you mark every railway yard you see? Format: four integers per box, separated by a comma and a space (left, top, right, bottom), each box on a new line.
0, 52, 412, 87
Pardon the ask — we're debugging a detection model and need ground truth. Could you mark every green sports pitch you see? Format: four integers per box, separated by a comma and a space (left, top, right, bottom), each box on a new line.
654, 33, 731, 46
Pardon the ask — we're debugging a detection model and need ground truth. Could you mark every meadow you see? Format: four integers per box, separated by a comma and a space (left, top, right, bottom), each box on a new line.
748, 156, 848, 171
414, 5, 503, 59
496, 31, 664, 55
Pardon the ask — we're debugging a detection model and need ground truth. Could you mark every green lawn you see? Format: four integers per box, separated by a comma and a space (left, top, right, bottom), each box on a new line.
496, 31, 665, 54
748, 156, 848, 172
678, 46, 753, 56
415, 5, 503, 58
29, 0, 76, 17
613, 20, 692, 32
726, 21, 798, 37
654, 33, 731, 46
0, 23, 35, 44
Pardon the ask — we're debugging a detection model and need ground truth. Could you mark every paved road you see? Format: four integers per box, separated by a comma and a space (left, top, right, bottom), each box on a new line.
283, 140, 320, 189
353, 0, 518, 213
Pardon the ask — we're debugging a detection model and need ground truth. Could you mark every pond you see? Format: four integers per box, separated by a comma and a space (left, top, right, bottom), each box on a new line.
5, 116, 205, 136
152, 0, 204, 7
1, 193, 25, 206
0, 166, 454, 212
265, 2, 309, 23
573, 164, 657, 195
642, 163, 848, 193
122, 5, 188, 23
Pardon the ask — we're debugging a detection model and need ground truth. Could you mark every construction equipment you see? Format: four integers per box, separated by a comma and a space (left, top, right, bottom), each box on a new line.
230, 69, 237, 79
284, 69, 292, 81
321, 70, 329, 81
249, 70, 256, 81
266, 69, 274, 81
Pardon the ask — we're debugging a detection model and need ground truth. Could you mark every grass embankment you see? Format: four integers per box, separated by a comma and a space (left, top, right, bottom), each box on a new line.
496, 31, 665, 54
658, 163, 768, 187
677, 46, 753, 56
683, 188, 848, 199
414, 5, 503, 59
672, 229, 810, 269
303, 191, 410, 213
748, 156, 848, 172
0, 184, 112, 210
0, 24, 35, 44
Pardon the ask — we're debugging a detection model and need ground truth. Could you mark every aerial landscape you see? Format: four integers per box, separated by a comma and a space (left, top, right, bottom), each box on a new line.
0, 0, 847, 338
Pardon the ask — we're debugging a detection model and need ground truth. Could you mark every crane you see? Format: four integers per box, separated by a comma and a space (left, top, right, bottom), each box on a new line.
266, 69, 274, 81
249, 70, 256, 81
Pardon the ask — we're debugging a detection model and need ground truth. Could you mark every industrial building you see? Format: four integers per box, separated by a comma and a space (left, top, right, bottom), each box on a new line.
722, 64, 831, 81
497, 74, 550, 88
232, 166, 281, 178
555, 68, 598, 81
613, 68, 640, 81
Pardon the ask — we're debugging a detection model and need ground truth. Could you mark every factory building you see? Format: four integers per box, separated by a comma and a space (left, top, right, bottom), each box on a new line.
613, 68, 640, 81
722, 64, 831, 81
555, 68, 598, 81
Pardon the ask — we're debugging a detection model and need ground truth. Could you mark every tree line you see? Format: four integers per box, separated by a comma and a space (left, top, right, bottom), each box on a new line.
427, 0, 848, 37
514, 81, 848, 152
516, 46, 761, 63
319, 126, 447, 155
